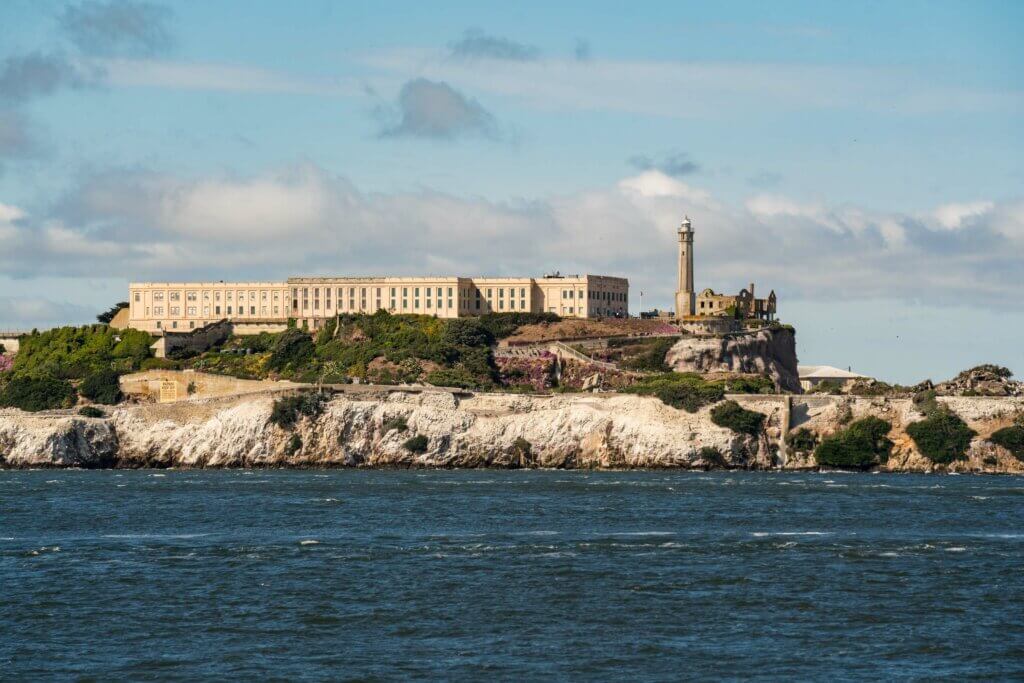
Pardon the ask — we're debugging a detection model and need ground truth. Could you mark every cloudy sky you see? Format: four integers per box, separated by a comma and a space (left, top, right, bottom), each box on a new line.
1, 0, 1021, 383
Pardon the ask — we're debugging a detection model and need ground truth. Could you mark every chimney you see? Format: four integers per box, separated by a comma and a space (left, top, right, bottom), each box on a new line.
749, 282, 755, 299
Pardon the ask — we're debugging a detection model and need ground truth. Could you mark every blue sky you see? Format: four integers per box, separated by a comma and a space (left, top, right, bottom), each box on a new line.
1, 0, 1021, 383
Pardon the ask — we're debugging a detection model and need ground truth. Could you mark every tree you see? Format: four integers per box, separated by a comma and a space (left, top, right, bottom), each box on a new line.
79, 368, 122, 405
97, 302, 129, 324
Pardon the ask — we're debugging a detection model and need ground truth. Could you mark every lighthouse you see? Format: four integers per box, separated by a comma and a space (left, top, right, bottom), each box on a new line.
674, 216, 695, 318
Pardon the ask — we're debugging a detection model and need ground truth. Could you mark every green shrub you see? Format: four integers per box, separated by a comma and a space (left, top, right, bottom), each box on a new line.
787, 428, 818, 453
382, 415, 408, 433
990, 425, 1024, 460
623, 373, 725, 412
698, 446, 726, 466
620, 336, 678, 372
140, 357, 181, 371
13, 325, 153, 379
444, 319, 495, 347
477, 312, 559, 339
906, 409, 976, 464
266, 328, 314, 373
808, 379, 844, 395
268, 392, 329, 429
403, 434, 429, 453
79, 368, 122, 405
0, 375, 76, 412
425, 368, 482, 389
814, 416, 893, 469
78, 406, 105, 418
710, 400, 765, 435
723, 375, 777, 394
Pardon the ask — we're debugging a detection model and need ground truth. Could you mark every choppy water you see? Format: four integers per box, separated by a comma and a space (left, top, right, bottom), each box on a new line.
2, 470, 1023, 680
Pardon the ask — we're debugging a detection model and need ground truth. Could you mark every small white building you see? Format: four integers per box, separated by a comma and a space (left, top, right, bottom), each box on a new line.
798, 365, 868, 392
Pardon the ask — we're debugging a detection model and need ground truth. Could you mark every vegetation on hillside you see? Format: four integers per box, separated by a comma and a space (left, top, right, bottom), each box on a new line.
710, 400, 766, 435
0, 325, 152, 411
905, 390, 977, 464
0, 375, 77, 412
622, 372, 775, 412
619, 336, 678, 372
814, 416, 893, 469
989, 425, 1024, 461
268, 392, 329, 429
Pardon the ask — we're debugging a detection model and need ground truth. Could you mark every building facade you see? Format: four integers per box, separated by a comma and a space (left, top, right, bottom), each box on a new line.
127, 273, 628, 333
695, 283, 776, 321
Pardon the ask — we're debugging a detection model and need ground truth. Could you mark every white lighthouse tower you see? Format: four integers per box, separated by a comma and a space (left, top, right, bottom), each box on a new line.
674, 215, 695, 319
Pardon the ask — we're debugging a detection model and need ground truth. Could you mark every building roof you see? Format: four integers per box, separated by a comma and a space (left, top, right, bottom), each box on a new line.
798, 365, 868, 380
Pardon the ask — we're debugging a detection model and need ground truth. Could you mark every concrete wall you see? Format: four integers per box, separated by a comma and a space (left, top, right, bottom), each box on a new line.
0, 336, 21, 354
120, 369, 299, 403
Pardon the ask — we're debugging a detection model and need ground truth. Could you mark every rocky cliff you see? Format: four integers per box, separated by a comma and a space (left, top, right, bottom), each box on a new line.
1, 388, 1022, 472
665, 328, 800, 392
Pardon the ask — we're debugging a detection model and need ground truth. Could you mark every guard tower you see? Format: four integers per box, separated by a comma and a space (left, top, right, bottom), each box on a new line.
674, 216, 695, 318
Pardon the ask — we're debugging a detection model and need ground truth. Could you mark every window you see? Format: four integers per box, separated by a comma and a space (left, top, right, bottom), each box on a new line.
403, 299, 408, 308
487, 288, 492, 297
134, 292, 140, 302
203, 292, 210, 301
273, 292, 279, 301
350, 299, 355, 309
499, 301, 504, 311
448, 287, 453, 297
499, 288, 504, 298
447, 299, 453, 309
376, 288, 382, 297
262, 291, 268, 301
215, 292, 221, 301
187, 306, 197, 315
154, 292, 164, 301
403, 288, 408, 296
521, 300, 526, 310
170, 292, 180, 301
227, 292, 233, 301
172, 321, 178, 329
414, 299, 420, 309
391, 287, 396, 296
215, 306, 221, 315
154, 306, 164, 315
350, 287, 356, 296
170, 306, 180, 315
273, 307, 279, 315
156, 321, 161, 329
187, 292, 197, 301
426, 299, 432, 309
509, 300, 515, 310
414, 288, 420, 297
227, 306, 232, 314
520, 288, 525, 298
189, 321, 194, 329
391, 299, 396, 310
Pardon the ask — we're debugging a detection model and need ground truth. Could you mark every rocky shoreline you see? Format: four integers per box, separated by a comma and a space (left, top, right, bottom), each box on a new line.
1, 390, 1022, 473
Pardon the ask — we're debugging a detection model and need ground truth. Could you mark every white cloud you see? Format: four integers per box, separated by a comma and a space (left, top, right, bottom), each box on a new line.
932, 201, 994, 230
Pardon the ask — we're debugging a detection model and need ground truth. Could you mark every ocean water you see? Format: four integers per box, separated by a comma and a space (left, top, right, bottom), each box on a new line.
2, 471, 1023, 680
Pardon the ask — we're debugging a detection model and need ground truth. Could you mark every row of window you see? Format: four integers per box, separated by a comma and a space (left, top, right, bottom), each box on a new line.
137, 290, 282, 303
147, 306, 280, 317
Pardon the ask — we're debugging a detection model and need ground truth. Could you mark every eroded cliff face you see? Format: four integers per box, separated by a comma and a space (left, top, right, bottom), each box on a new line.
1, 390, 1021, 473
0, 392, 764, 470
665, 328, 800, 392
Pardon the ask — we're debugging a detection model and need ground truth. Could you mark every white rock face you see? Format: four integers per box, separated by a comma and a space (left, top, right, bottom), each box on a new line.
1, 391, 1021, 472
666, 328, 800, 392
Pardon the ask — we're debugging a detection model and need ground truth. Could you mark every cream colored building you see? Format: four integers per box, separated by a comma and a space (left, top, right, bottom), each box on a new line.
127, 273, 628, 333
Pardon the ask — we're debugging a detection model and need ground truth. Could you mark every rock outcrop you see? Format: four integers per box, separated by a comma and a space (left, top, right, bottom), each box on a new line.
1, 389, 1021, 473
665, 328, 800, 392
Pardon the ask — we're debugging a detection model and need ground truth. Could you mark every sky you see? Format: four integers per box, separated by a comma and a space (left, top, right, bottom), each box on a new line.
0, 0, 1021, 384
